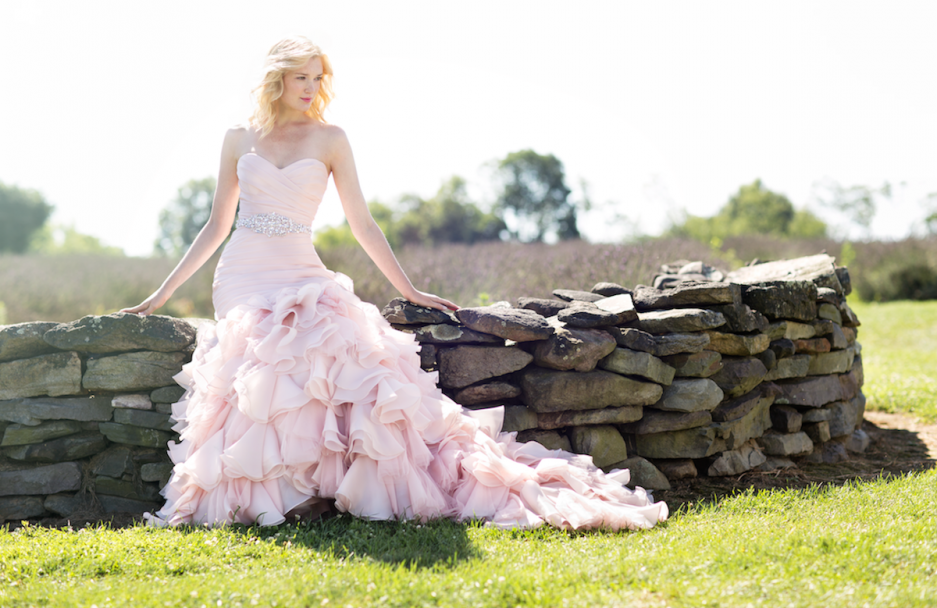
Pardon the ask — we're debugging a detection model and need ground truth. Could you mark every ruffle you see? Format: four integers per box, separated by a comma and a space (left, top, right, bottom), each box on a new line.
146, 274, 668, 530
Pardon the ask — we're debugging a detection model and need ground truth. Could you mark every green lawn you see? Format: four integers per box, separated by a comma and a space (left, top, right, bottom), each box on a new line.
2, 299, 936, 608
2, 471, 936, 607
850, 300, 937, 423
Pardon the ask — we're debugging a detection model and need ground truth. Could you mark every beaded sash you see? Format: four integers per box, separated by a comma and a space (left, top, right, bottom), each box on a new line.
235, 212, 312, 237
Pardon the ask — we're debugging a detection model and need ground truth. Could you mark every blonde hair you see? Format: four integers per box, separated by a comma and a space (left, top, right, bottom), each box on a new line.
250, 36, 334, 136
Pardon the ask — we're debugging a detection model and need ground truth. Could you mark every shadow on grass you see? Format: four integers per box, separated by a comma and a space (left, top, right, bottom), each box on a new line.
657, 415, 936, 514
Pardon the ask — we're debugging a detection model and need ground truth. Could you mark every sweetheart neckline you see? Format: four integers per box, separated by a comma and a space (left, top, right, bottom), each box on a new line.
238, 152, 328, 172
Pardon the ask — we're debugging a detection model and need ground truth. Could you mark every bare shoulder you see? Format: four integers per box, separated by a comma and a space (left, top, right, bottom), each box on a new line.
320, 123, 352, 158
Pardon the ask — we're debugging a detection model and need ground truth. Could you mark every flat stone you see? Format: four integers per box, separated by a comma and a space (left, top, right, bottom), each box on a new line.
652, 378, 723, 412
826, 323, 849, 350
807, 349, 855, 376
552, 289, 603, 303
840, 302, 861, 327
453, 381, 521, 406
738, 281, 819, 322
43, 313, 196, 354
652, 459, 698, 479
113, 408, 174, 431
99, 422, 172, 448
803, 440, 849, 464
95, 476, 161, 501
801, 407, 833, 423
712, 387, 773, 422
141, 462, 174, 484
620, 410, 711, 435
712, 398, 772, 450
420, 344, 437, 371
0, 496, 46, 521
634, 308, 726, 334
84, 351, 187, 392
706, 303, 769, 333
603, 456, 670, 490
825, 399, 862, 438
98, 495, 161, 514
519, 367, 663, 413
516, 429, 572, 452
755, 348, 777, 373
381, 297, 457, 325
770, 404, 803, 433
599, 348, 675, 385
112, 394, 154, 411
516, 297, 569, 317
758, 431, 814, 456
763, 355, 811, 381
836, 266, 852, 296
845, 429, 871, 453
608, 327, 710, 357
455, 307, 554, 342
91, 446, 134, 478
631, 282, 740, 311
710, 357, 767, 399
591, 282, 631, 297
0, 462, 82, 496
794, 338, 831, 354
634, 425, 726, 459
818, 303, 843, 325
0, 396, 113, 426
726, 254, 843, 294
766, 321, 789, 341
0, 352, 82, 400
783, 321, 817, 340
537, 406, 642, 430
557, 303, 621, 328
803, 421, 831, 444
502, 405, 538, 433
569, 425, 629, 467
44, 493, 94, 517
532, 326, 617, 372
660, 351, 723, 378
150, 386, 186, 404
704, 331, 769, 356
1, 420, 83, 447
4, 432, 107, 462
774, 373, 857, 407
0, 321, 60, 362
708, 442, 767, 477
154, 402, 173, 415
404, 324, 503, 345
769, 338, 796, 359
592, 294, 638, 324
438, 345, 533, 389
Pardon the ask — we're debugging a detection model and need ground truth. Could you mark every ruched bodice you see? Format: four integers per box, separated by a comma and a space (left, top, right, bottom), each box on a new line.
147, 153, 668, 531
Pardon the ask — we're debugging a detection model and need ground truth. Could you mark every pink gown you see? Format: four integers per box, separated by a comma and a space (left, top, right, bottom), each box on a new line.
147, 153, 668, 530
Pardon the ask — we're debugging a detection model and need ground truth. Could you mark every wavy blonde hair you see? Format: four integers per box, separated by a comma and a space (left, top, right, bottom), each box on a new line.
250, 36, 334, 137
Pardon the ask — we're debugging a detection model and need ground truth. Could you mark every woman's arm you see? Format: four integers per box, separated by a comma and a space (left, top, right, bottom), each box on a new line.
327, 127, 458, 312
121, 128, 244, 316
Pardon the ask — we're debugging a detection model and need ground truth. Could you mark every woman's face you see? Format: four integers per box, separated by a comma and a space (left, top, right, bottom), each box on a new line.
280, 56, 323, 114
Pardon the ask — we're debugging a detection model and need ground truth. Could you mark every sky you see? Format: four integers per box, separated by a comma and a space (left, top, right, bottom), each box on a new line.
2, 1, 936, 256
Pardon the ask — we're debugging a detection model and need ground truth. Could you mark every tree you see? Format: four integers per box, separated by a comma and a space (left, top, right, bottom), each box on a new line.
29, 224, 123, 256
667, 179, 827, 242
494, 150, 579, 242
922, 192, 937, 235
812, 178, 889, 239
0, 181, 54, 253
154, 177, 217, 256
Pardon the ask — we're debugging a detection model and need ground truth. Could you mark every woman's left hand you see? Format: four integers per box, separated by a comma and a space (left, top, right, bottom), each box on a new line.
406, 290, 459, 312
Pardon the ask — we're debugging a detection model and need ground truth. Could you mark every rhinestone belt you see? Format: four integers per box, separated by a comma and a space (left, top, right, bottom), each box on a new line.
235, 212, 312, 237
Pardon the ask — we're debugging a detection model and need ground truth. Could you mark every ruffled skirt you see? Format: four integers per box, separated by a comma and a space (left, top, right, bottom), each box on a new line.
147, 273, 668, 530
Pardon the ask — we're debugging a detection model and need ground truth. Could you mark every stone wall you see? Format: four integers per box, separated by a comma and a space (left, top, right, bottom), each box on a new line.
0, 253, 867, 524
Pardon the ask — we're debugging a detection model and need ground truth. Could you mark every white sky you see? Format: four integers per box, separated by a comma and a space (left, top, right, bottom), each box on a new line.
2, 1, 936, 256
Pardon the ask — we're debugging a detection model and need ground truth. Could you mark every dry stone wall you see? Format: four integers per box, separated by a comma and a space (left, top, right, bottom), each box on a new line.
386, 253, 868, 491
0, 253, 868, 524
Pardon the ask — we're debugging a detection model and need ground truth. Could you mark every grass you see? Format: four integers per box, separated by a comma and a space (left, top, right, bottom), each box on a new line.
850, 300, 937, 423
2, 471, 936, 607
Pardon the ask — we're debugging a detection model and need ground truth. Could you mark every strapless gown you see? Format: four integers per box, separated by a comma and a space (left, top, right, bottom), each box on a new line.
146, 153, 668, 530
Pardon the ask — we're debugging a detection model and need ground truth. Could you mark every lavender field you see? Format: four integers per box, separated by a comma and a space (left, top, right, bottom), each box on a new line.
2, 236, 935, 324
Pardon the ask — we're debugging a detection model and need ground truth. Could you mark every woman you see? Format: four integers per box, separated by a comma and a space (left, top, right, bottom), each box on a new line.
125, 35, 667, 530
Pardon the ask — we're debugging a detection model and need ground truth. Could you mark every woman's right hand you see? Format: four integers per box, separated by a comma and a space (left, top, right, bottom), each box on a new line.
120, 288, 171, 316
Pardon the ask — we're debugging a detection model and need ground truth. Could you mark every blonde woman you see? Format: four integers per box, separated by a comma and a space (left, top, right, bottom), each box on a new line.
126, 35, 667, 530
